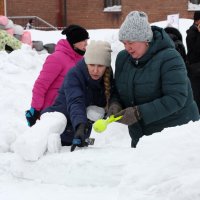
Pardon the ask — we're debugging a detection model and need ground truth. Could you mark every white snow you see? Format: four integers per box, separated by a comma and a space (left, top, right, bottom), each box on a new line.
1, 18, 200, 200
188, 1, 200, 10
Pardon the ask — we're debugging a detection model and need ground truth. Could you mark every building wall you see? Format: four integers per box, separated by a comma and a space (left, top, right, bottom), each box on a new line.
0, 0, 4, 15
6, 0, 59, 27
5, 0, 194, 29
67, 0, 194, 29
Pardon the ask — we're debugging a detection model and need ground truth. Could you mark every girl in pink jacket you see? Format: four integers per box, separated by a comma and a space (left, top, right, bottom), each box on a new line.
26, 24, 89, 126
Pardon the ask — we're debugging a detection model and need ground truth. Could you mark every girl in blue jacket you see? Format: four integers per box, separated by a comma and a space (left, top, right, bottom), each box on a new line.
14, 40, 113, 161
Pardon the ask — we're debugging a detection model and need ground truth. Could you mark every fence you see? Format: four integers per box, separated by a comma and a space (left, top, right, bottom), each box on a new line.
8, 16, 58, 31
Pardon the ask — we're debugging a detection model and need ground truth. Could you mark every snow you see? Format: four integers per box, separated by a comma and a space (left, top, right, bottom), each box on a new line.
104, 5, 122, 12
1, 18, 200, 200
188, 1, 200, 10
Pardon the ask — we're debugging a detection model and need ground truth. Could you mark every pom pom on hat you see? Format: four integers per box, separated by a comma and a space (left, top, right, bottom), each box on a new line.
119, 11, 153, 42
61, 24, 89, 45
84, 40, 112, 67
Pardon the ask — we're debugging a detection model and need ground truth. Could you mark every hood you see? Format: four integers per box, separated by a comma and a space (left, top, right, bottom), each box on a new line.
148, 26, 175, 56
54, 39, 83, 60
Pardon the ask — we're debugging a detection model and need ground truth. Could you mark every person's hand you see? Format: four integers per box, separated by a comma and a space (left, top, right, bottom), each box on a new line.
25, 107, 40, 127
115, 106, 141, 126
107, 101, 122, 117
71, 123, 87, 152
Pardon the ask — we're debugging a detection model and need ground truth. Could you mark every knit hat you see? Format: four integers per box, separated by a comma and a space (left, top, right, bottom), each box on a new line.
61, 24, 89, 45
5, 19, 14, 29
119, 11, 153, 42
13, 24, 24, 35
194, 11, 200, 20
84, 40, 112, 67
0, 15, 8, 26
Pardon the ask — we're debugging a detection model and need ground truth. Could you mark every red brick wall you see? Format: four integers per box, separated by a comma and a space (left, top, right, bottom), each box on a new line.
0, 0, 4, 15
5, 0, 195, 29
6, 0, 59, 27
67, 0, 194, 29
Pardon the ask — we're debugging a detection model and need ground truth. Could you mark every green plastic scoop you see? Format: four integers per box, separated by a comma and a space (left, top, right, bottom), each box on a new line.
93, 115, 122, 133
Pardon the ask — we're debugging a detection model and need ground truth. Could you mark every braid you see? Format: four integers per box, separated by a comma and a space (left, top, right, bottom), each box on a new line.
103, 67, 111, 112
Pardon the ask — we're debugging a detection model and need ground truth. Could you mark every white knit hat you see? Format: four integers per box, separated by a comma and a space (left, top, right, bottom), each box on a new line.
119, 11, 153, 42
84, 40, 112, 67
5, 19, 14, 29
13, 24, 24, 35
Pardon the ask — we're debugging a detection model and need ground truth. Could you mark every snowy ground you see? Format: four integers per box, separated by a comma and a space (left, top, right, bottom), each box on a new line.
1, 19, 200, 200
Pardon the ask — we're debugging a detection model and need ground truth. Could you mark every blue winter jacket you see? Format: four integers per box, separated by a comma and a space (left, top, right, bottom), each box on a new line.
43, 59, 107, 131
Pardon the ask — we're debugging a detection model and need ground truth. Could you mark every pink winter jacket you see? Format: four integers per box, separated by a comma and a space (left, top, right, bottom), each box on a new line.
31, 39, 83, 111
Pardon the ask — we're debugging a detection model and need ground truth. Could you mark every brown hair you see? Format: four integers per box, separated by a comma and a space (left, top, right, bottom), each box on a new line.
103, 67, 112, 112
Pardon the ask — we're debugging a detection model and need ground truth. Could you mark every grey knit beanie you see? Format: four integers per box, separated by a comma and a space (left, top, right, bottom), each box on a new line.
119, 11, 153, 42
84, 40, 112, 67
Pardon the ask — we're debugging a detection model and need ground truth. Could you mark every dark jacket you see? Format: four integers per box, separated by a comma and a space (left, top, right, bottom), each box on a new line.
43, 59, 107, 131
186, 24, 200, 65
164, 27, 187, 64
113, 26, 199, 144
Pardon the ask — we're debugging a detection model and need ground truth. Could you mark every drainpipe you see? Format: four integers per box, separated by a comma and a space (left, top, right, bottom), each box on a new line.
4, 0, 7, 16
57, 0, 62, 28
63, 0, 67, 26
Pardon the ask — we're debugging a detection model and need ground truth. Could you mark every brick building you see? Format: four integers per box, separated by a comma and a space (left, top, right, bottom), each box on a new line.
2, 0, 196, 29
0, 0, 4, 15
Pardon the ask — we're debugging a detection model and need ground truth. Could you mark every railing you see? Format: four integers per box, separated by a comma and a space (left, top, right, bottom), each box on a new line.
7, 16, 58, 31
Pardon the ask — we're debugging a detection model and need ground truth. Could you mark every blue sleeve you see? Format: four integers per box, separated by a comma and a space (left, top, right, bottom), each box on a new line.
64, 68, 88, 130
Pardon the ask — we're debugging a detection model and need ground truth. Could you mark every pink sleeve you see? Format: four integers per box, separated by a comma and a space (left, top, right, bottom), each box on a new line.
31, 55, 62, 110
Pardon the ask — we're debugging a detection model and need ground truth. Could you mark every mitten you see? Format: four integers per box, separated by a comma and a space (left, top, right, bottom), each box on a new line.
107, 101, 122, 117
115, 106, 141, 126
25, 107, 40, 127
71, 123, 87, 152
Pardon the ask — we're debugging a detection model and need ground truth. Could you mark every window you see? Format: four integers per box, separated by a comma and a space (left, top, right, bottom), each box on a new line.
104, 0, 121, 7
104, 0, 121, 12
189, 0, 200, 4
188, 0, 200, 10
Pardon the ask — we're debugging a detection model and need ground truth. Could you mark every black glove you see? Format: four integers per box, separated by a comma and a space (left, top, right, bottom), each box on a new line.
25, 107, 40, 127
115, 106, 141, 126
71, 123, 87, 152
107, 101, 122, 117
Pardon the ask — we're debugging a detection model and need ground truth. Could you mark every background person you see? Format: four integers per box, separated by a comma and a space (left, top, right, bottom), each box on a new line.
14, 40, 113, 161
186, 11, 200, 113
108, 11, 199, 148
24, 19, 35, 30
164, 26, 187, 64
25, 24, 89, 127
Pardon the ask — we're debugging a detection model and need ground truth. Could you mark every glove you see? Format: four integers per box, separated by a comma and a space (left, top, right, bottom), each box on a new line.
71, 123, 87, 152
25, 107, 40, 127
107, 101, 122, 117
115, 106, 141, 126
